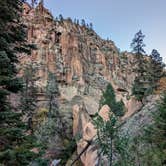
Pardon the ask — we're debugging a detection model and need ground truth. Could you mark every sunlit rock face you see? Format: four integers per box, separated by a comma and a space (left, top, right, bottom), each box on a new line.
21, 3, 137, 95
20, 2, 143, 165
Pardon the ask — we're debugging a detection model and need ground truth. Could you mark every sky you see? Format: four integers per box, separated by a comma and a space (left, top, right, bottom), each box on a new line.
32, 0, 166, 62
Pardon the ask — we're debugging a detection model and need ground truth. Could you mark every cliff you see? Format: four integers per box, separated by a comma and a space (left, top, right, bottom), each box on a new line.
19, 3, 164, 165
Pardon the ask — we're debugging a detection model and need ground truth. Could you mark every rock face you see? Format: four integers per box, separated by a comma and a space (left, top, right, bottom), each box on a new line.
21, 3, 136, 95
72, 105, 111, 166
119, 95, 159, 137
20, 2, 146, 165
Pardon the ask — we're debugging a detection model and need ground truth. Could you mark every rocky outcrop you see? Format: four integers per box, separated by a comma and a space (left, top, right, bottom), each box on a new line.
119, 95, 159, 137
122, 96, 142, 120
72, 104, 111, 166
20, 2, 150, 165
72, 95, 159, 165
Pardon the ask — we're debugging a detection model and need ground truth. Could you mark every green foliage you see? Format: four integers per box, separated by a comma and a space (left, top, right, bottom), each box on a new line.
131, 32, 165, 101
100, 83, 125, 116
60, 138, 77, 165
93, 114, 117, 166
149, 49, 165, 91
31, 0, 38, 8
93, 83, 125, 165
130, 30, 146, 55
131, 30, 152, 101
20, 63, 38, 131
142, 93, 166, 165
35, 73, 60, 145
132, 77, 148, 101
0, 0, 45, 165
114, 135, 133, 166
59, 14, 64, 21
117, 93, 166, 166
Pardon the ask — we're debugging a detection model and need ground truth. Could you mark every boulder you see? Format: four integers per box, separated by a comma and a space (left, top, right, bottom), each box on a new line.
98, 105, 110, 121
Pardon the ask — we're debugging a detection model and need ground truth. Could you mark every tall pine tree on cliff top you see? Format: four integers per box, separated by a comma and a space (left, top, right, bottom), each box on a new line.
131, 30, 150, 101
0, 0, 41, 165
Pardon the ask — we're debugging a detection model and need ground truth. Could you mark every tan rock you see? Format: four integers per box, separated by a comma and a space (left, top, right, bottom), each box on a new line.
83, 145, 98, 166
77, 139, 98, 166
59, 86, 78, 101
30, 147, 39, 154
83, 96, 99, 115
98, 105, 111, 121
83, 122, 97, 141
77, 139, 88, 162
72, 104, 91, 137
122, 96, 142, 120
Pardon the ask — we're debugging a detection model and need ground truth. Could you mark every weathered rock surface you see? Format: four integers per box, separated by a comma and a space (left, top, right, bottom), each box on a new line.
21, 3, 137, 97
72, 104, 112, 166
122, 96, 142, 120
98, 104, 110, 121
19, 3, 160, 165
120, 95, 159, 137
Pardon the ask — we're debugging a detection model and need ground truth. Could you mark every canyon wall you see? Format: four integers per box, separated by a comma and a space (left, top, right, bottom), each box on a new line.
20, 3, 152, 165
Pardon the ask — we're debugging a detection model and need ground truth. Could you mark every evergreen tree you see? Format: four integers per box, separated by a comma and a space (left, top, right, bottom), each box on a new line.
131, 30, 146, 55
46, 72, 59, 114
93, 83, 125, 165
59, 14, 63, 22
20, 63, 38, 132
149, 49, 165, 91
36, 72, 67, 145
143, 93, 166, 165
0, 0, 41, 165
74, 18, 77, 24
131, 30, 150, 101
100, 83, 125, 117
114, 134, 132, 166
76, 19, 79, 25
81, 19, 86, 27
46, 72, 67, 139
89, 22, 93, 30
31, 0, 38, 8
93, 114, 117, 166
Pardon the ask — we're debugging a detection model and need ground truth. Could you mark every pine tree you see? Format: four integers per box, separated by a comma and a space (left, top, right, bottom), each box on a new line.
0, 0, 41, 165
81, 19, 86, 27
89, 22, 93, 30
131, 30, 150, 101
143, 93, 166, 165
93, 114, 117, 166
31, 0, 38, 8
93, 83, 125, 165
46, 72, 67, 139
20, 63, 38, 132
149, 49, 165, 91
76, 19, 79, 25
46, 73, 59, 113
100, 83, 125, 117
36, 72, 67, 145
131, 30, 146, 55
59, 14, 63, 22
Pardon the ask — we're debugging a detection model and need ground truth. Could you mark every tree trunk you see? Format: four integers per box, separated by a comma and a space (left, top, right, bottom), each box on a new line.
109, 138, 113, 166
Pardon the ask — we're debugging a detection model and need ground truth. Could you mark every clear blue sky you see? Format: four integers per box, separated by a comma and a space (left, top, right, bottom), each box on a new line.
32, 0, 166, 62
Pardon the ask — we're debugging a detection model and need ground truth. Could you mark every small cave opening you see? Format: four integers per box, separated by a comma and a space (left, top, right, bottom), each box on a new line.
116, 88, 128, 93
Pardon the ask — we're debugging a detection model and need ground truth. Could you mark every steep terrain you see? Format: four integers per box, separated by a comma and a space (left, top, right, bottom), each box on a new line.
18, 2, 164, 165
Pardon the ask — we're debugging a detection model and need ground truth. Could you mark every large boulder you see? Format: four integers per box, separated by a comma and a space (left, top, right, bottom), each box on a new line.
98, 104, 110, 121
